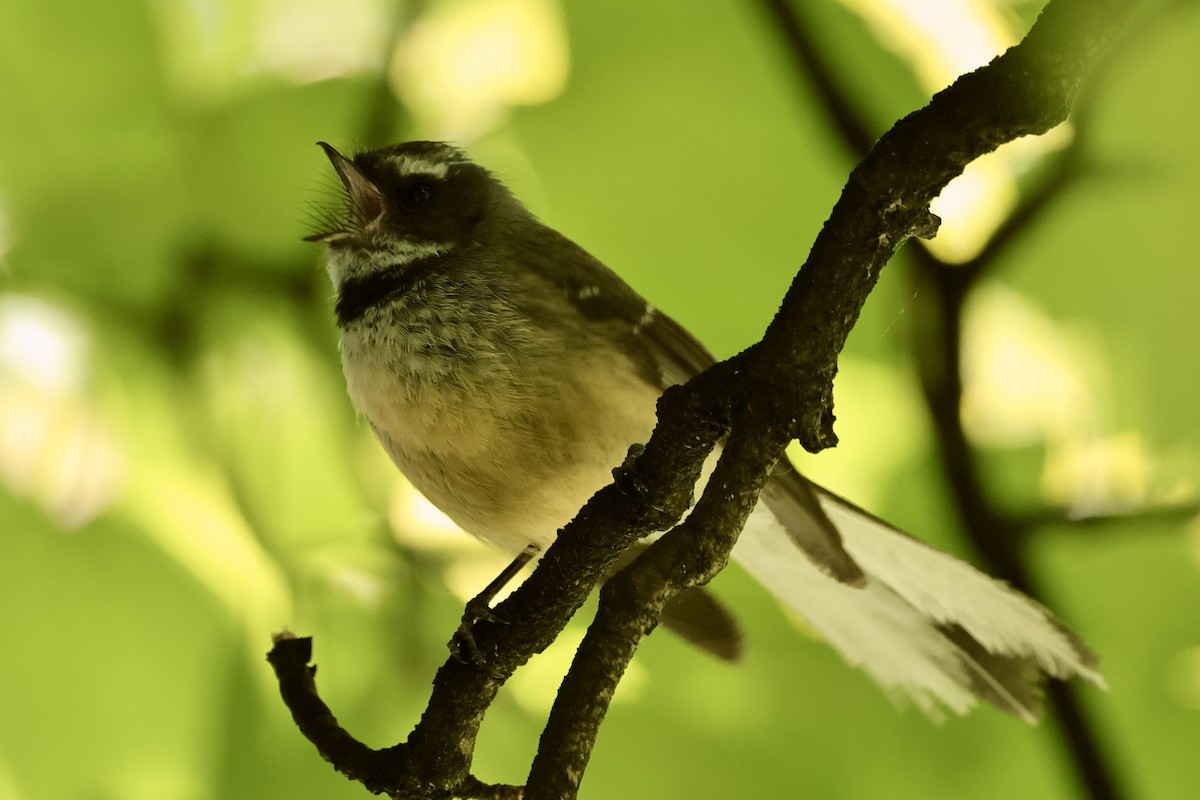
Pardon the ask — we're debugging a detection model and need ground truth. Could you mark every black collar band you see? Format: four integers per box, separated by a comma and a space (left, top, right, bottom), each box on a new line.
335, 256, 442, 328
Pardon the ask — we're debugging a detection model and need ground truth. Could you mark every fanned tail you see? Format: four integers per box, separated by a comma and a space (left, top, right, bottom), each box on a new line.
731, 491, 1103, 720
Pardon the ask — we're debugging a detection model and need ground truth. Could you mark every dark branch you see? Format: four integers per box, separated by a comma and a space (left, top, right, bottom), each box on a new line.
1016, 502, 1200, 533
524, 3, 1142, 795
267, 636, 384, 787
902, 5, 1189, 797
760, 0, 1139, 452
757, 0, 877, 157
269, 1, 1143, 797
267, 634, 524, 800
526, 423, 778, 798
763, 3, 1157, 799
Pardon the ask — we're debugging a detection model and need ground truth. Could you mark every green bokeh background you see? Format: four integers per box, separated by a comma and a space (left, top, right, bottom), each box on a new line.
1, 1, 1198, 799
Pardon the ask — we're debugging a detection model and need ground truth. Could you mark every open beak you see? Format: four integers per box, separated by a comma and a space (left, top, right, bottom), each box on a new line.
303, 142, 384, 242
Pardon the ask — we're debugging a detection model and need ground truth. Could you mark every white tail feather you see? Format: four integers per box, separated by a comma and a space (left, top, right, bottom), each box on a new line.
731, 494, 1103, 720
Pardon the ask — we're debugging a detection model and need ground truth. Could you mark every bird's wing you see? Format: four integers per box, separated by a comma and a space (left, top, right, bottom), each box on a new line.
519, 223, 1103, 718
520, 223, 863, 584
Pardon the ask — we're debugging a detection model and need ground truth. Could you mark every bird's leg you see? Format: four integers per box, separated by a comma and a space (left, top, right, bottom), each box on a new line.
450, 544, 539, 668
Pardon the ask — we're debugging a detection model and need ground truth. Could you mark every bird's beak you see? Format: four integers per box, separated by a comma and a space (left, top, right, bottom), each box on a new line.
304, 142, 384, 242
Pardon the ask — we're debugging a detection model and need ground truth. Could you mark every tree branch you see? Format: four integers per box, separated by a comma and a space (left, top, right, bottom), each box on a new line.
269, 0, 1143, 796
525, 422, 779, 798
761, 3, 1181, 799
1017, 502, 1200, 532
759, 0, 1139, 451
757, 0, 877, 157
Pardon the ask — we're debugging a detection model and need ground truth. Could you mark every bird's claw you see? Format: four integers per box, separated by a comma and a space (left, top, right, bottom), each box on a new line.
448, 594, 509, 674
446, 544, 537, 675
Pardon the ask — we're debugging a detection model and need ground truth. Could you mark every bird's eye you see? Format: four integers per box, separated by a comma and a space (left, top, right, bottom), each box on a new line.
405, 181, 434, 205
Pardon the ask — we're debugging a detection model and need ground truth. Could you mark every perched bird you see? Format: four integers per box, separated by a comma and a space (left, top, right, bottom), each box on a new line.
307, 140, 1102, 720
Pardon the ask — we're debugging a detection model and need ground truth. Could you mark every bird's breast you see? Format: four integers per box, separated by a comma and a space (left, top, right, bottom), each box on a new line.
338, 302, 661, 551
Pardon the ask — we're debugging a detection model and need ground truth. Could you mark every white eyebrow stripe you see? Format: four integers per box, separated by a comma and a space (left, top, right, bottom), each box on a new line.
385, 148, 476, 177
390, 155, 450, 178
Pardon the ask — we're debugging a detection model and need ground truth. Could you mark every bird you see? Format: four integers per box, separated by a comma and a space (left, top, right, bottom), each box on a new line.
306, 139, 1102, 721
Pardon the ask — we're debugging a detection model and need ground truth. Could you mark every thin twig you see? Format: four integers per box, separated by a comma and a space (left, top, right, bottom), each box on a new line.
1016, 503, 1200, 533
267, 635, 525, 799
757, 0, 877, 156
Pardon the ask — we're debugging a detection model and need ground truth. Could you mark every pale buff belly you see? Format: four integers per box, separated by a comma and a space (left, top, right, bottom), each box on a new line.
341, 324, 663, 553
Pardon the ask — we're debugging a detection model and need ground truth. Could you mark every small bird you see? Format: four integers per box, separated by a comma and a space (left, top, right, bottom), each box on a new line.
307, 140, 1102, 720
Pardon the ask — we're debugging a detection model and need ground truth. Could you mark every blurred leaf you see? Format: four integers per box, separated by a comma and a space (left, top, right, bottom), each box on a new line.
0, 496, 232, 800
